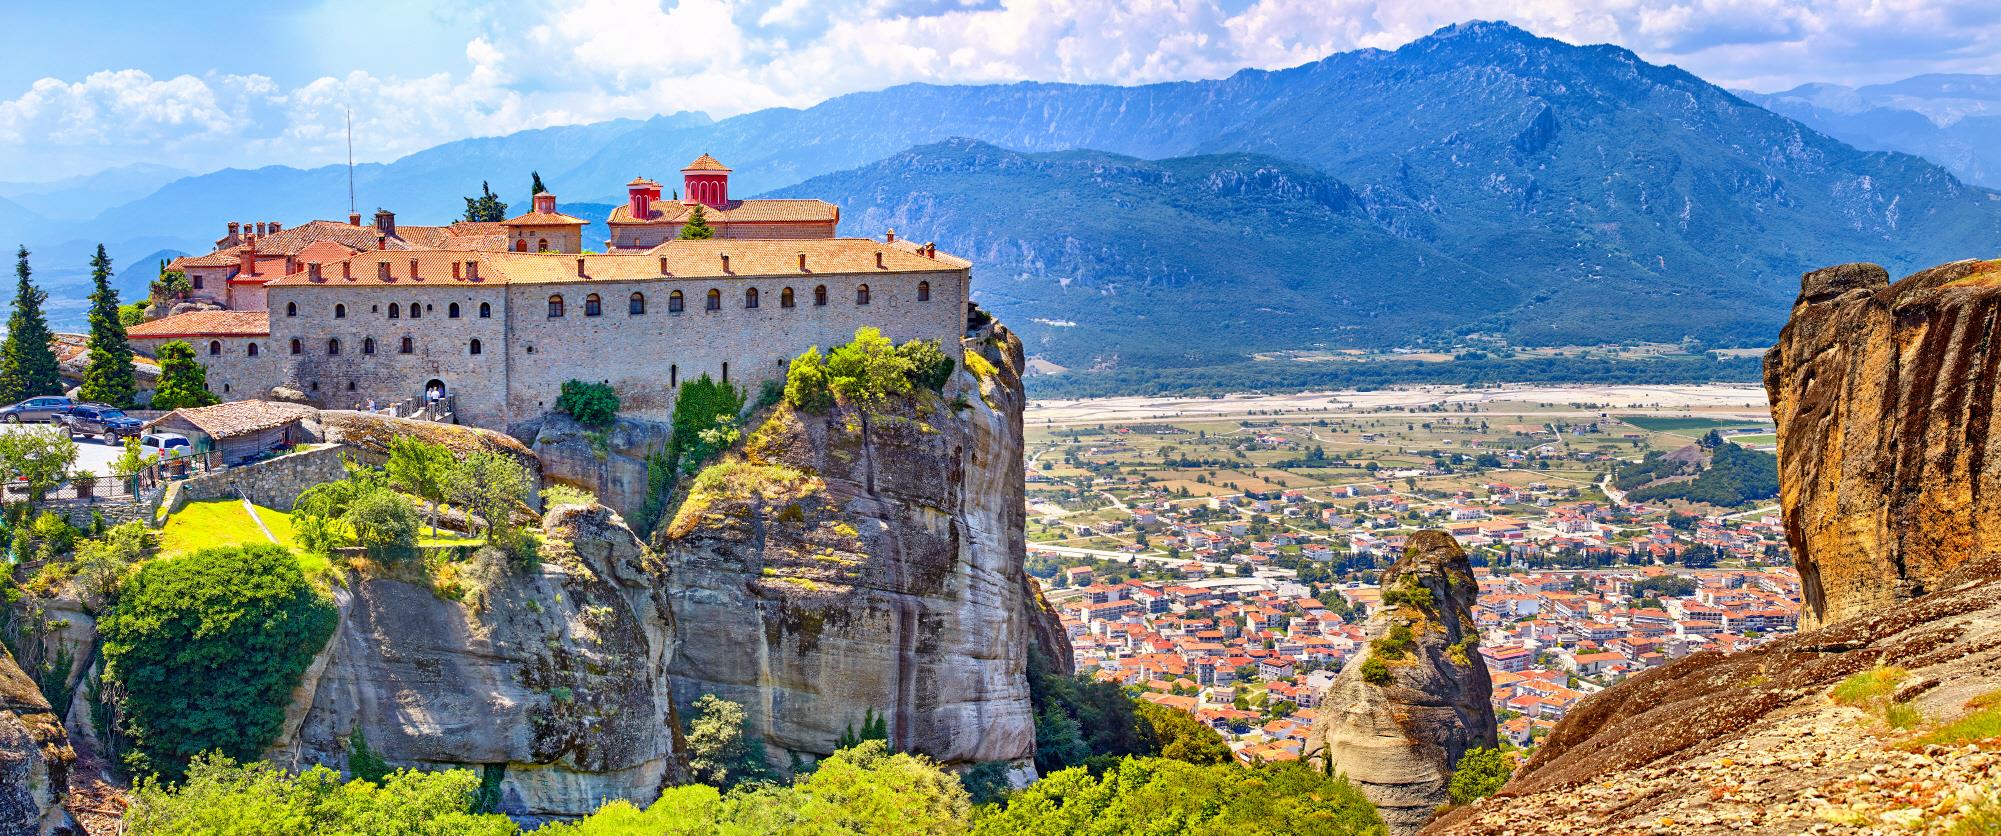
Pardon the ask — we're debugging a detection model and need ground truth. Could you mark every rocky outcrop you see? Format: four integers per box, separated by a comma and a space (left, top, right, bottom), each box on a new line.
0, 646, 75, 835
1306, 530, 1494, 835
268, 504, 678, 819
522, 414, 672, 524
1765, 258, 2001, 629
1428, 553, 2001, 834
656, 326, 1041, 775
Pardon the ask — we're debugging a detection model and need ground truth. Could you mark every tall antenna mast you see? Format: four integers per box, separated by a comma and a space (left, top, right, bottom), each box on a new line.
346, 108, 355, 215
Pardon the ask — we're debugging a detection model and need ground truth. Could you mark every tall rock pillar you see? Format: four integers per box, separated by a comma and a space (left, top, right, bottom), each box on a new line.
1306, 530, 1496, 835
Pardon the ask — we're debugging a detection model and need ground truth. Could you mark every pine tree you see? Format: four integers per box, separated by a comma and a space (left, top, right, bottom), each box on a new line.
0, 247, 63, 404
462, 182, 508, 222
150, 340, 219, 410
678, 204, 714, 240
80, 244, 136, 407
530, 171, 547, 196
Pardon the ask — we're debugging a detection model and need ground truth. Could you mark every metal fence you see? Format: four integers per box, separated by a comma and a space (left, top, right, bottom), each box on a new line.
3, 451, 225, 505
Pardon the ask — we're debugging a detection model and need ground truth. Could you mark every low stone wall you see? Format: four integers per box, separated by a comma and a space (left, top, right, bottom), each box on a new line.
40, 494, 153, 529
169, 445, 351, 513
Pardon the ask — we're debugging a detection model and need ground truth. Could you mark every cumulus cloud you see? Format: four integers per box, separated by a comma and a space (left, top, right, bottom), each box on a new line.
6, 0, 2001, 178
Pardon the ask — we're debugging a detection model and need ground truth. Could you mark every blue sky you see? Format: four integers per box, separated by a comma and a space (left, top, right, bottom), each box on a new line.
7, 0, 2001, 181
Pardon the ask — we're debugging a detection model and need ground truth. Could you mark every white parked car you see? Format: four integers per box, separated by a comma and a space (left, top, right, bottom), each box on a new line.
139, 433, 192, 460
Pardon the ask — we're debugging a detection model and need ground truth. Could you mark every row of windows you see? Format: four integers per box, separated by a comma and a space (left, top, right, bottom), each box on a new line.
208, 337, 438, 357
279, 281, 936, 321
546, 282, 929, 318
291, 301, 496, 320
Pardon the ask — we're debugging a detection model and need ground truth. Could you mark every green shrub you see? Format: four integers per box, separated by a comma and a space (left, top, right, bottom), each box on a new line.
555, 380, 620, 427
970, 758, 1384, 835
672, 374, 746, 470
346, 729, 391, 785
1133, 700, 1231, 765
1372, 622, 1415, 660
342, 490, 419, 556
1447, 746, 1515, 804
124, 753, 516, 835
99, 544, 338, 780
541, 484, 598, 511
683, 694, 776, 791
1360, 655, 1392, 686
784, 347, 834, 413
826, 327, 914, 411
897, 338, 955, 392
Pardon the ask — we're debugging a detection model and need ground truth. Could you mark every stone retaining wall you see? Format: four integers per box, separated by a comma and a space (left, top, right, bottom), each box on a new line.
168, 444, 351, 513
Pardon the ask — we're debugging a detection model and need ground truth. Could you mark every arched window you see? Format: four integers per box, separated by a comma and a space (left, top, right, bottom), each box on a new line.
629, 292, 645, 315
207, 340, 221, 356
327, 338, 341, 356
745, 287, 759, 308
399, 337, 414, 354
247, 343, 259, 357
537, 238, 550, 252
856, 284, 871, 305
449, 302, 460, 318
363, 337, 376, 355
479, 302, 492, 318
814, 285, 828, 306
388, 303, 400, 319
286, 302, 297, 317
585, 293, 602, 317
514, 239, 527, 252
409, 302, 421, 319
470, 339, 483, 355
918, 281, 931, 301
705, 289, 721, 311
669, 290, 684, 313
548, 294, 565, 317
781, 287, 795, 308
335, 303, 347, 319
289, 338, 302, 355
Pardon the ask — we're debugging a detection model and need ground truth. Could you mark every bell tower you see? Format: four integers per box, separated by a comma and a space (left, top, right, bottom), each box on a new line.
681, 153, 731, 208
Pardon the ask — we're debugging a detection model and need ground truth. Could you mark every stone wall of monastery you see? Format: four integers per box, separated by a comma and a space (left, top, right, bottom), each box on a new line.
234, 267, 965, 429
129, 334, 283, 403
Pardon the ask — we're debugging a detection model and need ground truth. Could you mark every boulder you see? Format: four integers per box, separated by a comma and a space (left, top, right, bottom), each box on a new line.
1306, 530, 1495, 835
0, 646, 75, 835
525, 414, 672, 524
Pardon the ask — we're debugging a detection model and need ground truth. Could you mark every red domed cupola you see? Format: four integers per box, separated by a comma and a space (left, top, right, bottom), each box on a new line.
682, 153, 731, 208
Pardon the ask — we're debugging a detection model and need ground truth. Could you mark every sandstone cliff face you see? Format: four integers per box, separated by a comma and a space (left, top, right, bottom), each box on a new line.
0, 646, 74, 835
1765, 258, 2001, 629
656, 327, 1041, 774
522, 414, 672, 524
269, 505, 679, 819
1307, 530, 1494, 835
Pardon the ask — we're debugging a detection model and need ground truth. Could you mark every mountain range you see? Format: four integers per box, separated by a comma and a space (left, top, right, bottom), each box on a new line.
4, 21, 2000, 392
1743, 75, 2001, 190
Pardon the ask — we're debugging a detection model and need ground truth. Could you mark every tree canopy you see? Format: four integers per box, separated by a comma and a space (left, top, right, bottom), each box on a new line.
150, 339, 220, 410
970, 759, 1384, 836
464, 181, 509, 222
81, 244, 137, 407
0, 246, 62, 404
678, 205, 715, 239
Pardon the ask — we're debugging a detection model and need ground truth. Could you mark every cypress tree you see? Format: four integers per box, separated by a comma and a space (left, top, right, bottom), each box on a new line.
81, 244, 137, 407
530, 171, 547, 196
150, 340, 219, 410
0, 246, 63, 404
678, 204, 715, 240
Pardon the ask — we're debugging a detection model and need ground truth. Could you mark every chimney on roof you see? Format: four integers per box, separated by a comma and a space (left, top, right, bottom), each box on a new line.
350, 212, 362, 226
875, 251, 884, 269
798, 253, 807, 272
452, 261, 461, 280
466, 260, 479, 280
227, 221, 240, 238
659, 257, 669, 274
885, 228, 896, 243
720, 254, 730, 273
308, 262, 323, 281
534, 193, 557, 215
269, 221, 281, 234
576, 256, 586, 277
256, 222, 268, 237
924, 242, 936, 258
239, 235, 257, 277
410, 258, 420, 279
377, 261, 390, 281
342, 260, 351, 280
374, 209, 396, 238
377, 234, 386, 251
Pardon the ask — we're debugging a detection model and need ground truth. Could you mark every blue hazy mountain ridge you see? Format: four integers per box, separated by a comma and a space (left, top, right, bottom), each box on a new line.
1743, 74, 2001, 189
17, 21, 2001, 363
0, 163, 190, 221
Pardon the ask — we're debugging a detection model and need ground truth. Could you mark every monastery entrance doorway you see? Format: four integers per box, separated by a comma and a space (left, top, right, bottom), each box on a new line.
425, 379, 447, 403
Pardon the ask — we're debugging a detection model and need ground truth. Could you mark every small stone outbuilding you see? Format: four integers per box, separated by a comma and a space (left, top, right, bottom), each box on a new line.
144, 400, 318, 465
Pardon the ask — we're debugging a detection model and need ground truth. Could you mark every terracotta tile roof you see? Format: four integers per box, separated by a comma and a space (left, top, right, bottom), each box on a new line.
607, 198, 838, 225
501, 210, 589, 227
147, 400, 315, 438
683, 153, 730, 172
126, 310, 270, 338
267, 239, 961, 288
628, 176, 659, 187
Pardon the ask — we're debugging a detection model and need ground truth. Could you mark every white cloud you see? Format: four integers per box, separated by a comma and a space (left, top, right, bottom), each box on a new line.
7, 0, 2001, 179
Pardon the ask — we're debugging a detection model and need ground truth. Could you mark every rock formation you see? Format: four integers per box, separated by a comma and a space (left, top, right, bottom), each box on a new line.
0, 646, 75, 835
656, 325, 1044, 776
267, 504, 679, 819
1429, 257, 2001, 833
1306, 530, 1494, 835
1765, 258, 2001, 629
521, 414, 672, 523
